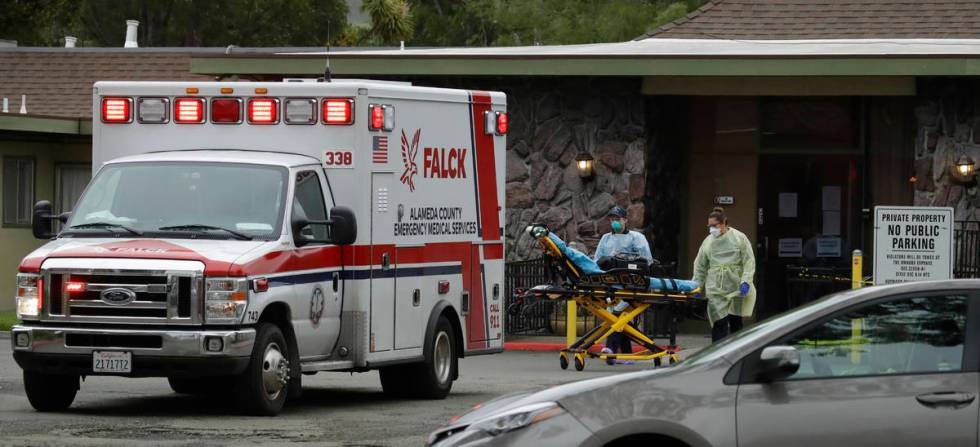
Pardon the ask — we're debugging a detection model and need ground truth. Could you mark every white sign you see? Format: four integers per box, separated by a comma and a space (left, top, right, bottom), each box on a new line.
816, 237, 841, 257
874, 206, 953, 285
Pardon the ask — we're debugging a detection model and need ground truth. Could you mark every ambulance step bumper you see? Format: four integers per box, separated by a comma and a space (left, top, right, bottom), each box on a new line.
11, 325, 254, 378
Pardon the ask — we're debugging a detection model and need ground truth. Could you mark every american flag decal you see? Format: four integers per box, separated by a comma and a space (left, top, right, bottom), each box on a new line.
372, 135, 388, 164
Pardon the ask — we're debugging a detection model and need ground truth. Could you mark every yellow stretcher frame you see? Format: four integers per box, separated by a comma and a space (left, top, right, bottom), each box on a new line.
524, 226, 702, 371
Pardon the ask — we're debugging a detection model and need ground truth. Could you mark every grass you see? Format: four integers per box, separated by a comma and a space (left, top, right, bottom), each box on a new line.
0, 311, 19, 331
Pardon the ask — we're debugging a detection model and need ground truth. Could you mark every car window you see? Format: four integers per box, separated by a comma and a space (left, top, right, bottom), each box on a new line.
776, 294, 968, 379
292, 170, 328, 240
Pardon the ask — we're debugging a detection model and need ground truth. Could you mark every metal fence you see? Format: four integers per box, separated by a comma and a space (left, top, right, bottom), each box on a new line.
954, 221, 980, 278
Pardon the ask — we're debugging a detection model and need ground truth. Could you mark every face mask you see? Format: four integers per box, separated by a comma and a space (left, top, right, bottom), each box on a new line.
709, 226, 721, 237
611, 221, 624, 233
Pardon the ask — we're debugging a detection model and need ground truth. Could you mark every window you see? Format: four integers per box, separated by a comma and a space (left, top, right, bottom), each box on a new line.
777, 294, 967, 379
3, 157, 35, 226
292, 170, 328, 241
760, 97, 860, 150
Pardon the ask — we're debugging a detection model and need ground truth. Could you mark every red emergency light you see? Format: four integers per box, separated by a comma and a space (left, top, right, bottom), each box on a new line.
496, 112, 509, 135
248, 98, 279, 124
65, 282, 85, 293
101, 97, 132, 123
174, 97, 205, 124
210, 98, 242, 124
322, 99, 353, 125
37, 277, 43, 312
370, 105, 384, 130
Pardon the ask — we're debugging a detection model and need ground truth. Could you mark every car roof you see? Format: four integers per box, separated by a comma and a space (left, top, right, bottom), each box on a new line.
848, 279, 980, 301
104, 150, 320, 168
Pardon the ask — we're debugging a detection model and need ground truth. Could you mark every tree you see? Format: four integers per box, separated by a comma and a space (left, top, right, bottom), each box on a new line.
361, 0, 414, 45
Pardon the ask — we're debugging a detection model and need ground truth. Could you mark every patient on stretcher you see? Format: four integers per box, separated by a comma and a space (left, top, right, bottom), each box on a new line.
543, 231, 699, 293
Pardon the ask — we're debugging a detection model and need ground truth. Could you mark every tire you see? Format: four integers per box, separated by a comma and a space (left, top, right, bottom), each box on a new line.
236, 323, 290, 416
23, 371, 78, 412
380, 316, 457, 399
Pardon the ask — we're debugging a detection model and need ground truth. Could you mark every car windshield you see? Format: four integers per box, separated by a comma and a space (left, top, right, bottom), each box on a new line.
65, 162, 287, 239
680, 288, 866, 366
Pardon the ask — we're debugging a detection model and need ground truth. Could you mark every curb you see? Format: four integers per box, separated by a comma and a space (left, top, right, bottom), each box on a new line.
0, 331, 9, 340
503, 342, 676, 354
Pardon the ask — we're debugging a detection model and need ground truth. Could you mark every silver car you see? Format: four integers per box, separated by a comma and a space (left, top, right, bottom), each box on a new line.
429, 280, 980, 447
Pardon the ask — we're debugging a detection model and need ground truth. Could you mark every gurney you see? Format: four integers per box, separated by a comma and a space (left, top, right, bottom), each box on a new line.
517, 224, 702, 371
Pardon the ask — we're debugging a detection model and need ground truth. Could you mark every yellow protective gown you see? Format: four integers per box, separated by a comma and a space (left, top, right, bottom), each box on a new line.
692, 227, 756, 326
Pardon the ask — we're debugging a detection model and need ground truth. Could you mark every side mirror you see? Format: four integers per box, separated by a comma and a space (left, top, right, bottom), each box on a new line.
757, 346, 800, 382
291, 206, 357, 247
328, 206, 357, 246
32, 201, 55, 239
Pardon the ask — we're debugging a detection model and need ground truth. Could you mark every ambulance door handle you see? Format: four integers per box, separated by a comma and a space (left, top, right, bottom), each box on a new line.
461, 291, 470, 315
382, 252, 390, 270
332, 272, 340, 292
413, 288, 421, 307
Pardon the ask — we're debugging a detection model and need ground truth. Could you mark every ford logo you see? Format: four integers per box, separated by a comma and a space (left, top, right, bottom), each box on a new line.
100, 288, 136, 305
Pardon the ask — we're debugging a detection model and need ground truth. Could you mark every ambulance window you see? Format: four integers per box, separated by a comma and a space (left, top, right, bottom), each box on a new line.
293, 170, 328, 241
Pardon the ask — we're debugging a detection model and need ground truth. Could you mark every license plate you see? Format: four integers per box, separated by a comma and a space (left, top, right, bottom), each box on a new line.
92, 351, 131, 374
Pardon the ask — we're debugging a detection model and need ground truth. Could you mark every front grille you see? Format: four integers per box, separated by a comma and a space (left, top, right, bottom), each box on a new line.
43, 269, 201, 324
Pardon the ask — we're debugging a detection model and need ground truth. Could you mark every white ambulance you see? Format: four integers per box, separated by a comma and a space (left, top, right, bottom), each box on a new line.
10, 80, 507, 415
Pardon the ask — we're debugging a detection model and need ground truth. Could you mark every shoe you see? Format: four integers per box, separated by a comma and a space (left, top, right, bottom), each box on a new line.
601, 347, 614, 365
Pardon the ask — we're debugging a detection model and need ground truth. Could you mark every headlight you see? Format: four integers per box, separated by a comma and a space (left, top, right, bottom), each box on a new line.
15, 273, 40, 319
469, 402, 564, 436
205, 277, 248, 324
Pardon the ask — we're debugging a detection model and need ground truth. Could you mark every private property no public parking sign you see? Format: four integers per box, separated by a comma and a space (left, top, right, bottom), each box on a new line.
874, 206, 954, 285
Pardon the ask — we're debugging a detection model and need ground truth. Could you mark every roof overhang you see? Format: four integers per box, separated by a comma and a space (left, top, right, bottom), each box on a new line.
0, 114, 92, 135
191, 39, 980, 77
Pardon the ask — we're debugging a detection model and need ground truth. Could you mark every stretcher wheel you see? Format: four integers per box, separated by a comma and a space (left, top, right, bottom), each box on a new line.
559, 352, 569, 370
574, 353, 586, 371
669, 354, 679, 365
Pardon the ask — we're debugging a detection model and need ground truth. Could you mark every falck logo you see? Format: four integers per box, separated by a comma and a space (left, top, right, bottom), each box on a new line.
100, 288, 137, 306
400, 129, 420, 192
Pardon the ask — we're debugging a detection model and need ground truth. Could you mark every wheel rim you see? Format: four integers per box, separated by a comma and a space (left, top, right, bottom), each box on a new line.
261, 342, 289, 401
433, 331, 452, 384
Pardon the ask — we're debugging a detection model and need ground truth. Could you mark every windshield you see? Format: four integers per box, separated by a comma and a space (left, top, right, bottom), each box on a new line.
680, 288, 865, 366
66, 162, 287, 239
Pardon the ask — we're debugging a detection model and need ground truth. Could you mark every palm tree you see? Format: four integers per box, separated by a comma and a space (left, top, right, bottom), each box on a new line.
362, 0, 414, 45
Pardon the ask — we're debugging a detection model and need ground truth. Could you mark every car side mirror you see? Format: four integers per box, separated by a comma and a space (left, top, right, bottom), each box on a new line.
32, 200, 67, 239
291, 206, 357, 247
757, 346, 800, 382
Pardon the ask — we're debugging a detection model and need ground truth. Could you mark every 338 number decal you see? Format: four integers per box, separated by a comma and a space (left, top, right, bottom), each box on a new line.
323, 150, 354, 168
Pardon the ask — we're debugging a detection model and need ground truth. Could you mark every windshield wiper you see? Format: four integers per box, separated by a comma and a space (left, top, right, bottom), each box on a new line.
69, 222, 143, 236
158, 224, 253, 240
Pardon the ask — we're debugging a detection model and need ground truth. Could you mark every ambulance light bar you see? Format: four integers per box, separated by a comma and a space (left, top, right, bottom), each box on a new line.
369, 104, 395, 131
322, 98, 354, 125
100, 95, 357, 126
101, 97, 132, 123
175, 97, 205, 124
247, 98, 279, 124
484, 110, 508, 135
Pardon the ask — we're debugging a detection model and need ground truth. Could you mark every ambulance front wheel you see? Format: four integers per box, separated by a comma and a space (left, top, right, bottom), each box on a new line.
236, 323, 290, 416
23, 370, 78, 412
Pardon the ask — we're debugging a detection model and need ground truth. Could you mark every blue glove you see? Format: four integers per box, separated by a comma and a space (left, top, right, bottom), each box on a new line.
740, 282, 750, 296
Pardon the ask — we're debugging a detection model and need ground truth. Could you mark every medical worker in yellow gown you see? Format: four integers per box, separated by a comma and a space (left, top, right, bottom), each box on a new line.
692, 207, 756, 342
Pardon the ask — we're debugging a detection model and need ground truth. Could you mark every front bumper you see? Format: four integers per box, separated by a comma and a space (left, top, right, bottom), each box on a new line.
10, 324, 255, 378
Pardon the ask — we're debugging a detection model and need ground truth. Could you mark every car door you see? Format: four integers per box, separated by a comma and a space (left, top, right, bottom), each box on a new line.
291, 169, 342, 359
736, 291, 979, 447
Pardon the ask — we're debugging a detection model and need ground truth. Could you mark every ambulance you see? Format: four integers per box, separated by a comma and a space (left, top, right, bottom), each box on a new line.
10, 80, 507, 415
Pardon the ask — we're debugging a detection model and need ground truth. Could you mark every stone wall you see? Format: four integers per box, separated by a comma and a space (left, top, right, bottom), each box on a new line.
913, 78, 980, 219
